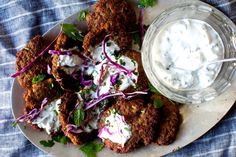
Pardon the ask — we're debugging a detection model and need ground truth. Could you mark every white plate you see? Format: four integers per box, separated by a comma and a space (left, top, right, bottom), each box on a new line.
11, 0, 236, 156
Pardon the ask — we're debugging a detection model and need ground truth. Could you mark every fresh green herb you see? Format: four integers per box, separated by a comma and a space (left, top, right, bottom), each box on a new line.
61, 23, 84, 41
116, 80, 122, 87
138, 0, 157, 8
153, 99, 163, 108
106, 42, 111, 47
73, 108, 85, 127
78, 10, 89, 21
52, 134, 68, 144
24, 47, 30, 51
79, 141, 104, 157
111, 108, 117, 114
133, 71, 138, 75
119, 59, 126, 66
114, 51, 121, 60
39, 140, 55, 147
148, 83, 159, 93
53, 110, 58, 116
131, 59, 136, 66
132, 32, 141, 47
32, 74, 47, 84
11, 121, 17, 127
124, 127, 130, 131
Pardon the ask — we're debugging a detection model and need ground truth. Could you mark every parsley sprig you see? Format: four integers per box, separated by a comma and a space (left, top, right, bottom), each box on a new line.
61, 23, 84, 41
78, 10, 89, 21
79, 141, 104, 157
73, 108, 85, 127
32, 74, 47, 84
138, 0, 157, 8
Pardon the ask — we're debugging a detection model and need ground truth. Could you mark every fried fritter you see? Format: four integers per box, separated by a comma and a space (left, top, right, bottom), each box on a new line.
54, 33, 82, 51
86, 0, 136, 32
83, 0, 136, 52
58, 93, 97, 145
16, 35, 50, 88
23, 78, 62, 113
151, 94, 181, 145
98, 98, 159, 153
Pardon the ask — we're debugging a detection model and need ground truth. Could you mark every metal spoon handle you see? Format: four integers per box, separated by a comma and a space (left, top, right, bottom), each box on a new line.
199, 57, 236, 70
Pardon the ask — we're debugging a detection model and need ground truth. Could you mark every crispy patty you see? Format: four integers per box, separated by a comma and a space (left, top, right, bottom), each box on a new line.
123, 50, 149, 93
58, 92, 97, 145
98, 98, 159, 153
16, 35, 50, 88
23, 78, 62, 113
83, 0, 136, 53
151, 94, 181, 145
87, 0, 136, 32
54, 33, 82, 51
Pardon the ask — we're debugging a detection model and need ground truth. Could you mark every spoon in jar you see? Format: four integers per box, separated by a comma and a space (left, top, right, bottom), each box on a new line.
172, 58, 236, 73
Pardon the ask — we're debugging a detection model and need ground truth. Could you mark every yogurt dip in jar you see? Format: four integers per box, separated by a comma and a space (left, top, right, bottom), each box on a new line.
151, 19, 224, 90
142, 1, 236, 104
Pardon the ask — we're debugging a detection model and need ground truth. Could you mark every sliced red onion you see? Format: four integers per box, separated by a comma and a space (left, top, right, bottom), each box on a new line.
110, 73, 119, 86
139, 8, 144, 44
11, 31, 62, 78
47, 64, 51, 75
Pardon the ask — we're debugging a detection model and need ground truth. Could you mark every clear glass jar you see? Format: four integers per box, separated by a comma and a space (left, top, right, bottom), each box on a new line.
142, 1, 236, 104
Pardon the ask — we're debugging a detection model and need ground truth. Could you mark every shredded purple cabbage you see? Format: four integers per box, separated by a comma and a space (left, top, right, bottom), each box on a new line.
15, 98, 48, 123
84, 90, 148, 110
47, 64, 51, 75
11, 31, 62, 78
48, 50, 72, 56
65, 124, 83, 135
102, 35, 132, 75
110, 73, 119, 86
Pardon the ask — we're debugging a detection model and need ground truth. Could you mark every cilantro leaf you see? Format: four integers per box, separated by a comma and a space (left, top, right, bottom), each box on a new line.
73, 108, 85, 127
148, 83, 159, 93
79, 141, 104, 157
32, 74, 46, 84
119, 59, 126, 66
11, 121, 18, 127
52, 134, 68, 144
61, 23, 84, 41
39, 140, 55, 147
138, 0, 157, 8
78, 10, 89, 21
153, 99, 163, 108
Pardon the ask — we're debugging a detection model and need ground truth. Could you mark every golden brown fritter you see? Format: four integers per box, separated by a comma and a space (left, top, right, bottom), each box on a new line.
83, 21, 132, 53
23, 78, 62, 113
86, 0, 136, 32
54, 33, 82, 51
16, 35, 50, 88
83, 0, 136, 53
151, 94, 181, 145
98, 98, 159, 153
58, 93, 97, 145
123, 50, 149, 93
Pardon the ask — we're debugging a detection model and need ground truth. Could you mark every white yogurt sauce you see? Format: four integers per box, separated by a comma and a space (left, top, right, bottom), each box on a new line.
58, 54, 83, 74
151, 19, 224, 89
90, 40, 138, 95
98, 110, 132, 147
32, 99, 61, 134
